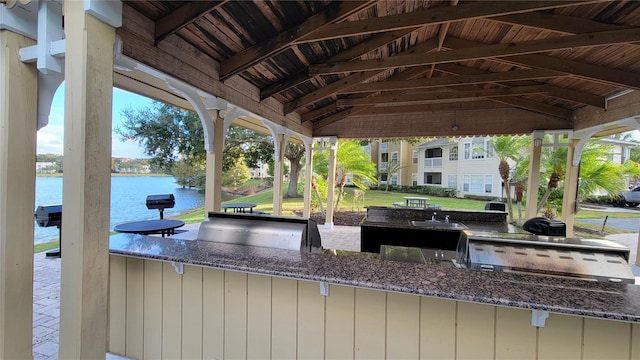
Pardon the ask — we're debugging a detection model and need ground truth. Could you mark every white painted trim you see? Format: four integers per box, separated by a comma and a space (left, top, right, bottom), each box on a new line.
84, 0, 122, 28
0, 1, 37, 40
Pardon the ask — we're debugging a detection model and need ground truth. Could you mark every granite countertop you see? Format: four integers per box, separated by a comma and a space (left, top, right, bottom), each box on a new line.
110, 232, 640, 323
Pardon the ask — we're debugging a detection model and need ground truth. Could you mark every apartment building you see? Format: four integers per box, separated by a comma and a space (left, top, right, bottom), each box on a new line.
375, 137, 505, 199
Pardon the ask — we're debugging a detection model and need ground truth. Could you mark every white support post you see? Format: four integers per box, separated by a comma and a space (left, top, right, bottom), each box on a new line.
205, 110, 225, 213
525, 131, 543, 220
0, 29, 38, 360
302, 136, 314, 218
561, 138, 580, 237
58, 1, 116, 358
272, 133, 287, 215
325, 137, 338, 229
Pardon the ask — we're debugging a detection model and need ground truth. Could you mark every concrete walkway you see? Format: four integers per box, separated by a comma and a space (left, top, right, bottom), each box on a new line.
31, 225, 639, 358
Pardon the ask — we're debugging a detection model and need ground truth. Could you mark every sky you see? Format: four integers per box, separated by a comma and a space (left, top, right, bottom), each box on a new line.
37, 84, 155, 158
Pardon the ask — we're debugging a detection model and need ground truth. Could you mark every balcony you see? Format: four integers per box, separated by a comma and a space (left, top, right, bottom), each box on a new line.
423, 158, 443, 168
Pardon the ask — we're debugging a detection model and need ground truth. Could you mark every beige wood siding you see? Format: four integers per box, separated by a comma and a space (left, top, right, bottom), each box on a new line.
108, 256, 640, 359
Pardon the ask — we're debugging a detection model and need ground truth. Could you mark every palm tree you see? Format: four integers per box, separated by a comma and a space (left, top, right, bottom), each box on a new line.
382, 160, 407, 192
313, 140, 377, 211
489, 136, 529, 224
537, 145, 567, 214
537, 140, 628, 216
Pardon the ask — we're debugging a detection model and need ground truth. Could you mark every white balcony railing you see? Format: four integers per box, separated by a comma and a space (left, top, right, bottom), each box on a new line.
380, 162, 387, 171
423, 158, 443, 168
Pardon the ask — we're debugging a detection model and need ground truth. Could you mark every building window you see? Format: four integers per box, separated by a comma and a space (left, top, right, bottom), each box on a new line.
463, 175, 493, 194
390, 174, 398, 185
391, 151, 398, 162
412, 151, 418, 164
412, 173, 418, 186
449, 146, 458, 161
380, 173, 388, 182
447, 175, 457, 188
381, 153, 388, 162
381, 142, 388, 152
463, 138, 493, 160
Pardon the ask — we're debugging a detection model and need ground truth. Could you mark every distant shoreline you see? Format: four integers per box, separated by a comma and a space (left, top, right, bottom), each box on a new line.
36, 173, 171, 177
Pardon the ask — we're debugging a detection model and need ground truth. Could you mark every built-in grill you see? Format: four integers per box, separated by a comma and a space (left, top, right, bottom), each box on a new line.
467, 233, 635, 284
197, 212, 322, 252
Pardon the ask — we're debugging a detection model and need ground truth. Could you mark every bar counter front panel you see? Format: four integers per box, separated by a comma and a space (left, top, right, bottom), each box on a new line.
108, 233, 640, 359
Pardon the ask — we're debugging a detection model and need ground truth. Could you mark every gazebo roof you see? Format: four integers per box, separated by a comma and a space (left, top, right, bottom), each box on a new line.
116, 0, 640, 139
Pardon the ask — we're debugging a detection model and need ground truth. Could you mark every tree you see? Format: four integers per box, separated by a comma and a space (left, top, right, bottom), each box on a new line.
285, 143, 305, 198
488, 136, 529, 224
222, 156, 250, 187
314, 140, 377, 211
381, 160, 407, 192
174, 160, 202, 188
536, 139, 628, 216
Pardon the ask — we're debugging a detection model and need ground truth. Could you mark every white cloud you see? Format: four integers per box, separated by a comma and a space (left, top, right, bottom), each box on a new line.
37, 123, 64, 154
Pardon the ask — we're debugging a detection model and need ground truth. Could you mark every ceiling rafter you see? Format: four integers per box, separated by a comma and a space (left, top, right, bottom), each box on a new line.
283, 39, 438, 114
155, 1, 226, 44
434, 63, 606, 108
309, 28, 640, 75
338, 68, 565, 94
219, 1, 374, 80
336, 85, 550, 106
443, 37, 640, 90
260, 28, 415, 100
295, 1, 599, 43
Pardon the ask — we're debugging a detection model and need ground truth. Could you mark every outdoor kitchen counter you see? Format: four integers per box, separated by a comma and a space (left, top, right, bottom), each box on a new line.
109, 232, 640, 323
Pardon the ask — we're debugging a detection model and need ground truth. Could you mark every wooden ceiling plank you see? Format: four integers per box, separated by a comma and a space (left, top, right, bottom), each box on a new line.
313, 107, 370, 130
310, 28, 640, 74
340, 68, 564, 94
219, 1, 374, 80
283, 39, 438, 114
155, 1, 225, 44
353, 101, 505, 115
337, 85, 550, 106
297, 1, 598, 43
260, 28, 414, 99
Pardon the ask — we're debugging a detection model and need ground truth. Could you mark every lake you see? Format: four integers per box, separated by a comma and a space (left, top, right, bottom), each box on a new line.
34, 176, 206, 244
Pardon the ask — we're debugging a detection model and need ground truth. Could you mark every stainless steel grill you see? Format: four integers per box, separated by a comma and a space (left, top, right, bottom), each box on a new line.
468, 234, 634, 284
197, 212, 322, 252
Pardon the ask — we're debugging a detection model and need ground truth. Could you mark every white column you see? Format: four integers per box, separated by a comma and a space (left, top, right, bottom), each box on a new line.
325, 137, 338, 229
561, 139, 580, 238
0, 29, 38, 359
272, 133, 286, 216
525, 132, 543, 220
205, 110, 223, 213
302, 138, 314, 218
58, 1, 116, 358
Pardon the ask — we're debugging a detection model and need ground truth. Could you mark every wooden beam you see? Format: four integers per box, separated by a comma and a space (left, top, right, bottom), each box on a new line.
337, 85, 550, 106
283, 39, 438, 114
443, 37, 640, 91
351, 101, 505, 115
300, 103, 338, 123
220, 1, 373, 80
491, 96, 573, 118
310, 28, 640, 74
297, 1, 597, 43
260, 28, 414, 99
313, 107, 570, 138
155, 1, 225, 44
504, 54, 640, 91
491, 11, 630, 35
339, 68, 564, 94
313, 107, 370, 130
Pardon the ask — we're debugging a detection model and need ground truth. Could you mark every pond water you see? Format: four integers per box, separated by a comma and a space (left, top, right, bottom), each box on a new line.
34, 176, 207, 243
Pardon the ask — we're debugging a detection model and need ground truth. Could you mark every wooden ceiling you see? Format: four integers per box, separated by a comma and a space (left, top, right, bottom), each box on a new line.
118, 0, 640, 139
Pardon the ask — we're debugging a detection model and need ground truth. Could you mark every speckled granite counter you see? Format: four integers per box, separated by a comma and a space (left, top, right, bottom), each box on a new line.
110, 232, 640, 323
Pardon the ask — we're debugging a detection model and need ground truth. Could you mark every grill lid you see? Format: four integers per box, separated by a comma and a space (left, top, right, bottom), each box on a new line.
467, 234, 634, 284
197, 212, 322, 252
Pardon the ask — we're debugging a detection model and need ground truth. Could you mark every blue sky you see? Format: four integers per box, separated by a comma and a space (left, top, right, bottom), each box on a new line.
37, 84, 155, 158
